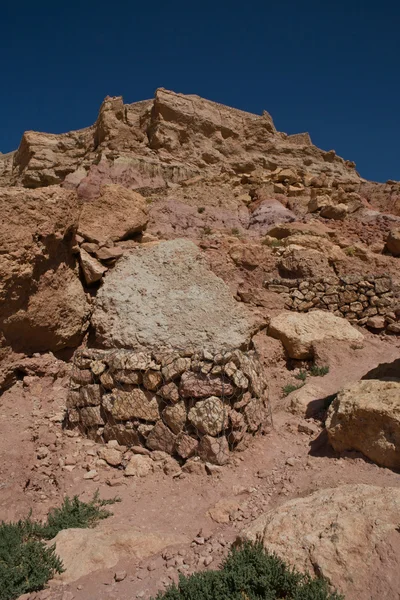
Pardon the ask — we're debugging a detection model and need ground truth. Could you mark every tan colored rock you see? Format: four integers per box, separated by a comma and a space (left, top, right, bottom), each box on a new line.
175, 433, 199, 459
162, 402, 187, 434
180, 372, 234, 398
239, 484, 400, 600
79, 248, 107, 285
198, 435, 230, 465
268, 310, 364, 359
143, 370, 163, 391
326, 380, 400, 468
125, 454, 153, 477
51, 524, 185, 583
109, 389, 160, 421
367, 315, 386, 329
79, 406, 104, 427
385, 229, 400, 256
146, 421, 177, 454
0, 186, 90, 353
188, 397, 228, 436
159, 382, 180, 403
208, 499, 241, 524
78, 184, 148, 244
161, 357, 191, 382
307, 194, 332, 213
320, 203, 348, 220
98, 447, 122, 467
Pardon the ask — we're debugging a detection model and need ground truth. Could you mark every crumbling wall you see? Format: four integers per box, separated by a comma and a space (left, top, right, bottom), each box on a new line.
265, 275, 400, 334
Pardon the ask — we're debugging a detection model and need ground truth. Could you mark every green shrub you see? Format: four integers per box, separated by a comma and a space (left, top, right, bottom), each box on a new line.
203, 226, 212, 235
295, 370, 307, 382
197, 206, 205, 214
231, 227, 240, 236
152, 540, 343, 600
283, 383, 304, 396
0, 492, 118, 600
310, 365, 329, 377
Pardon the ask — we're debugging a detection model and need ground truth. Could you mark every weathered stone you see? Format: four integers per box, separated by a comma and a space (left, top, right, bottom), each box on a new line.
146, 421, 177, 454
244, 398, 267, 432
71, 368, 93, 385
100, 371, 114, 390
98, 447, 122, 466
109, 351, 153, 372
269, 310, 364, 359
125, 454, 153, 477
78, 184, 148, 244
385, 229, 400, 256
90, 360, 106, 376
79, 249, 107, 285
161, 358, 191, 382
367, 316, 386, 329
374, 277, 392, 294
103, 423, 140, 446
109, 389, 160, 421
180, 372, 234, 398
112, 370, 142, 385
158, 382, 180, 403
188, 397, 228, 436
198, 435, 230, 465
79, 406, 104, 427
232, 369, 249, 390
162, 402, 187, 434
326, 380, 400, 468
91, 239, 258, 352
95, 246, 124, 261
240, 484, 400, 600
175, 433, 199, 459
143, 370, 163, 391
320, 203, 348, 220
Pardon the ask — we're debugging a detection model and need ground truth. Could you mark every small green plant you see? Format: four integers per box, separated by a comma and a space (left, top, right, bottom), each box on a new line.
197, 206, 205, 214
0, 492, 119, 600
310, 365, 330, 377
295, 370, 307, 381
152, 540, 343, 600
231, 227, 240, 236
344, 246, 356, 256
282, 382, 305, 396
145, 197, 153, 204
203, 226, 212, 235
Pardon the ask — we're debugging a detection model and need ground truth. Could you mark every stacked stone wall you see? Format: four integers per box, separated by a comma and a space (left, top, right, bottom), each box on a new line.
265, 274, 400, 334
67, 346, 269, 465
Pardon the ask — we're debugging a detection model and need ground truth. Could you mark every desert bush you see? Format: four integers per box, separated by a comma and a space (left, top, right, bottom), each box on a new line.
152, 540, 343, 599
283, 383, 304, 396
310, 365, 329, 377
0, 492, 118, 600
197, 206, 205, 213
295, 370, 307, 381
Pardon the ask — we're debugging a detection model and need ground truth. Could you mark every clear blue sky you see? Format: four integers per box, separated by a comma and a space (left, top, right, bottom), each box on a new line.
1, 0, 399, 182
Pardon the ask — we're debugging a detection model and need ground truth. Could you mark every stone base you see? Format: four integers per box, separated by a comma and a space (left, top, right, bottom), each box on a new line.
66, 346, 269, 465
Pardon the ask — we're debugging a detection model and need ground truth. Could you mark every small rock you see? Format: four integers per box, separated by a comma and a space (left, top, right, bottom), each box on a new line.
114, 570, 127, 582
83, 470, 97, 480
286, 457, 296, 466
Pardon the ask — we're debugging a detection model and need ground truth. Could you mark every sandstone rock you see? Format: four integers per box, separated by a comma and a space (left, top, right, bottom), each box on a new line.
0, 186, 90, 352
239, 484, 400, 600
385, 229, 400, 256
175, 433, 199, 459
79, 406, 104, 427
289, 382, 328, 417
146, 421, 177, 454
248, 199, 296, 234
161, 357, 191, 382
95, 246, 124, 261
307, 194, 332, 213
143, 370, 163, 391
51, 524, 184, 583
198, 435, 230, 465
125, 454, 153, 477
188, 397, 228, 436
162, 402, 187, 434
268, 310, 364, 359
366, 315, 386, 329
109, 389, 160, 422
98, 447, 122, 467
78, 184, 148, 244
92, 239, 257, 352
103, 423, 140, 446
320, 203, 348, 220
180, 372, 234, 398
79, 249, 107, 285
159, 382, 180, 403
243, 397, 267, 432
326, 380, 400, 468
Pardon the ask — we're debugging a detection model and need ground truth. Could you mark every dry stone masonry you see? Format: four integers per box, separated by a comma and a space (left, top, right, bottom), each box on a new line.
67, 346, 268, 465
66, 239, 269, 464
265, 274, 400, 334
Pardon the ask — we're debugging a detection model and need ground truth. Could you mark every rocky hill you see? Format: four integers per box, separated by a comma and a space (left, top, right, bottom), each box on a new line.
0, 89, 399, 600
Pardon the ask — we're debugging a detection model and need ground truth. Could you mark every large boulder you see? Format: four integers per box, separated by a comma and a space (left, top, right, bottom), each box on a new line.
385, 229, 400, 256
77, 183, 148, 244
51, 524, 185, 583
268, 310, 364, 359
92, 239, 258, 352
240, 484, 400, 600
326, 379, 400, 468
0, 186, 90, 352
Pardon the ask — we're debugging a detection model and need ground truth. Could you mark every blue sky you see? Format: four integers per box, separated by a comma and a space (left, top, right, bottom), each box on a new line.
1, 0, 399, 182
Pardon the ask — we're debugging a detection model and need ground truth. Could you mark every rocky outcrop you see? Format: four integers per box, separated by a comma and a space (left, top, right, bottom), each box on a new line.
0, 186, 90, 352
268, 310, 364, 359
326, 379, 400, 468
92, 239, 259, 352
385, 229, 400, 256
239, 484, 400, 600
